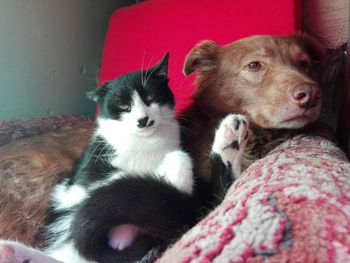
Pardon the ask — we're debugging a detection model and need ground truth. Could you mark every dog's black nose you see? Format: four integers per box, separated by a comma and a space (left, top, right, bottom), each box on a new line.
137, 116, 149, 128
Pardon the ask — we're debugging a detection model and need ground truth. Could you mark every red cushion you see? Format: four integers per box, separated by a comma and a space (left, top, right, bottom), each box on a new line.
98, 0, 301, 113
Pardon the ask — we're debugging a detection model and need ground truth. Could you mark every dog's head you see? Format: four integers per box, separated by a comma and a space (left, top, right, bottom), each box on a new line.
184, 34, 325, 129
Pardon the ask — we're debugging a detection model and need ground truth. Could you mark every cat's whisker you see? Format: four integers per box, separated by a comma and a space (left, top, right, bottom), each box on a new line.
176, 115, 201, 125
162, 120, 189, 127
177, 111, 200, 120
94, 143, 109, 165
85, 141, 104, 166
161, 120, 191, 132
98, 77, 113, 87
141, 51, 146, 87
55, 158, 71, 171
162, 115, 194, 125
90, 139, 106, 143
160, 112, 197, 124
204, 152, 211, 159
143, 56, 154, 87
144, 60, 158, 87
105, 82, 122, 96
178, 125, 192, 133
175, 114, 196, 120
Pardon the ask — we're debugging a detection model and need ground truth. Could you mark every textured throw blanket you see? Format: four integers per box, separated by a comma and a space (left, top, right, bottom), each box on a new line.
0, 116, 92, 247
0, 115, 91, 148
158, 135, 350, 262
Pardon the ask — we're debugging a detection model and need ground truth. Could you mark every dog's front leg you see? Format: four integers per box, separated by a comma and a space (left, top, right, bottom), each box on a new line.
209, 114, 250, 202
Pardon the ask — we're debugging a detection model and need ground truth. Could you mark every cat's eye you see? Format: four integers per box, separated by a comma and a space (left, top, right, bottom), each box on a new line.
118, 104, 129, 110
146, 95, 155, 102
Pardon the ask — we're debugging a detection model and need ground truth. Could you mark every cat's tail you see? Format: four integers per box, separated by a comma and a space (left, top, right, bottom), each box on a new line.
69, 176, 200, 263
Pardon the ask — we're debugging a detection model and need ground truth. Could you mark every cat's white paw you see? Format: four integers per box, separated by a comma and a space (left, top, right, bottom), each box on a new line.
108, 224, 139, 251
212, 114, 250, 177
157, 150, 193, 194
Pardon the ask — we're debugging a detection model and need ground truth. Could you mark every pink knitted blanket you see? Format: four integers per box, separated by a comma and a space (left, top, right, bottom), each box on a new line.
158, 135, 350, 262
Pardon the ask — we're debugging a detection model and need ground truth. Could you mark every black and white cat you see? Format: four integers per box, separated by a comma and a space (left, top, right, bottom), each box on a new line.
0, 54, 199, 263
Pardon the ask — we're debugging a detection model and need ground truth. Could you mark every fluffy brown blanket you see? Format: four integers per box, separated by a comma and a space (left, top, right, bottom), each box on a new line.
0, 124, 92, 247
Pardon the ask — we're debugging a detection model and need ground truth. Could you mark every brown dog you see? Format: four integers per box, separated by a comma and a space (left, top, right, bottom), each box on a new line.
180, 34, 327, 199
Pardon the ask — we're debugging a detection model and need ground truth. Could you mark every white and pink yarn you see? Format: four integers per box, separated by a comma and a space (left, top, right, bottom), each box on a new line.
158, 135, 350, 263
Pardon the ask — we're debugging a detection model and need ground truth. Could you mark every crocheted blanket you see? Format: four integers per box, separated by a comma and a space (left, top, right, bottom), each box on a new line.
158, 135, 350, 262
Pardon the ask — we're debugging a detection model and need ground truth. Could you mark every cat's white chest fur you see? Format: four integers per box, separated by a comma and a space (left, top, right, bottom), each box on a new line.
111, 130, 179, 173
96, 112, 193, 194
96, 118, 180, 173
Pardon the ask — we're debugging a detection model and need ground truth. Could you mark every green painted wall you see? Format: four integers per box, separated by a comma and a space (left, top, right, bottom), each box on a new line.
0, 0, 135, 120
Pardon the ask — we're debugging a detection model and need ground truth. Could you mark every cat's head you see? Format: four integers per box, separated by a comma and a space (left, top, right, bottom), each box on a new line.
87, 53, 175, 136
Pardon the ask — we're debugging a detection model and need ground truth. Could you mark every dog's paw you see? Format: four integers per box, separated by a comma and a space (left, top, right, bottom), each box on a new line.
157, 150, 193, 194
212, 114, 250, 176
108, 224, 139, 251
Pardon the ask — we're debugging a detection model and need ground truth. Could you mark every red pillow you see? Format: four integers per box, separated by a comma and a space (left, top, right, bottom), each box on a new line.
98, 0, 301, 113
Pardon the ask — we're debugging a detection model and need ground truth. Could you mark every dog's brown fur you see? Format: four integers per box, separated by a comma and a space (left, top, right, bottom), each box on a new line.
0, 125, 92, 247
180, 34, 327, 181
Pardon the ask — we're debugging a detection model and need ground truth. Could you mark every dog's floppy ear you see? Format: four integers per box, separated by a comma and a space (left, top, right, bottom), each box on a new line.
292, 33, 326, 62
183, 40, 219, 76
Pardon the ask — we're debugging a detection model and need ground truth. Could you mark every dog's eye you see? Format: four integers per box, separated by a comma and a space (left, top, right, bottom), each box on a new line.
245, 61, 262, 71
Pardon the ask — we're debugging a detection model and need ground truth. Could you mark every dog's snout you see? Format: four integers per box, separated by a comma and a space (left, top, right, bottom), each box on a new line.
290, 84, 322, 108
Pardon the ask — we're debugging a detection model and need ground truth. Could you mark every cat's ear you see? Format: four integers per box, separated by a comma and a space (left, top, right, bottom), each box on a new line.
86, 86, 107, 103
151, 52, 169, 79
